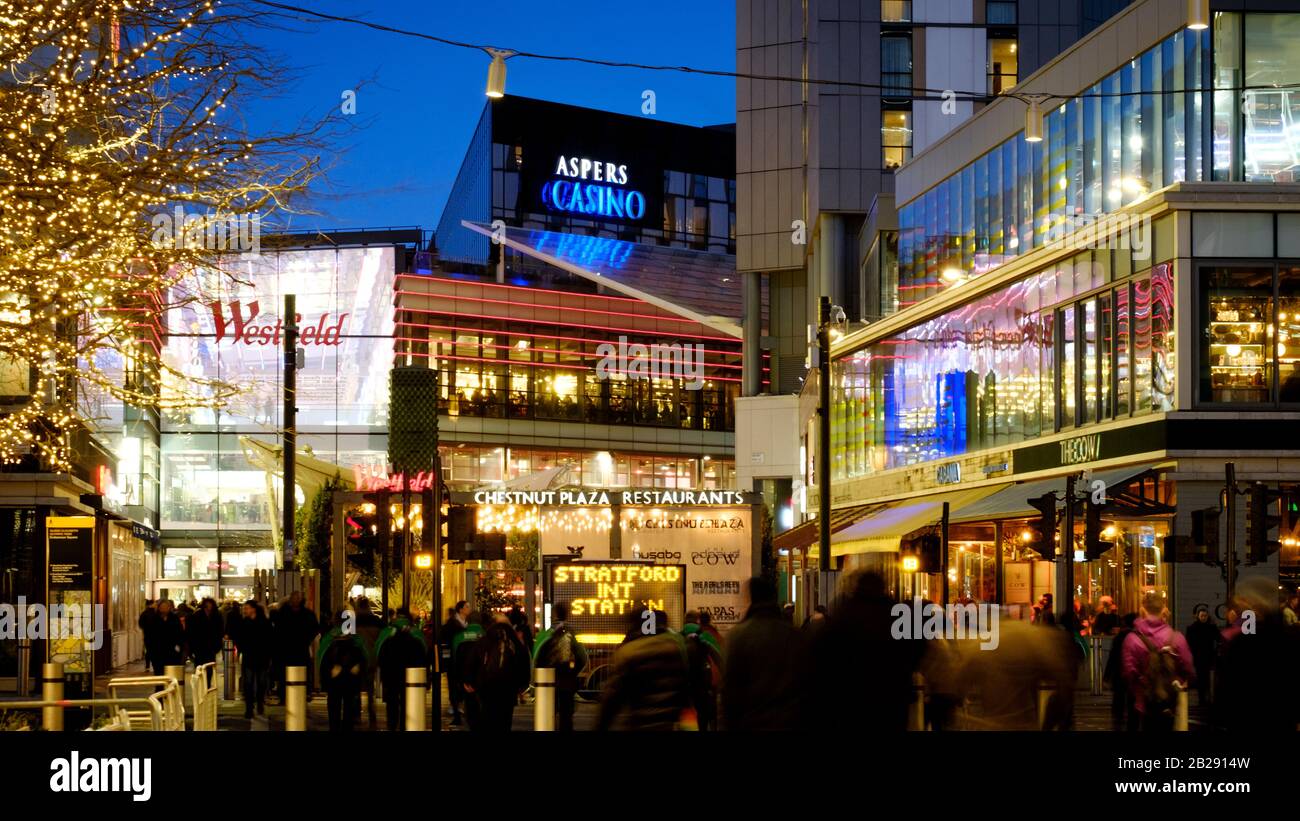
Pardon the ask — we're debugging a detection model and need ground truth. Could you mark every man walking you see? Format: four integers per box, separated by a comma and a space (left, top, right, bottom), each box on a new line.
532, 602, 589, 731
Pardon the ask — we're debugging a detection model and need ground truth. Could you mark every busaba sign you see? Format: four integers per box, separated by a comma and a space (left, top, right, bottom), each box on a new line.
209, 300, 349, 346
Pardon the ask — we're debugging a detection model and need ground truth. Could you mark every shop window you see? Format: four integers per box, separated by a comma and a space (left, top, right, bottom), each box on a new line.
988, 37, 1018, 95
881, 35, 912, 97
1201, 265, 1274, 403
881, 0, 910, 22
882, 109, 912, 170
986, 1, 1016, 25
1058, 304, 1077, 428
1241, 14, 1300, 182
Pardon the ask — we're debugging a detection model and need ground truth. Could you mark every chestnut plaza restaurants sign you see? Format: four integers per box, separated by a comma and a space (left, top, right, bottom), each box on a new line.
464, 489, 751, 507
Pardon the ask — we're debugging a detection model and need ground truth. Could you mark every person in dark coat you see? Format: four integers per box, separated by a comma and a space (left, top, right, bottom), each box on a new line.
187, 598, 225, 672
722, 577, 807, 731
271, 591, 320, 700
807, 571, 922, 733
230, 600, 273, 718
1215, 577, 1300, 732
1185, 606, 1219, 708
321, 630, 369, 731
377, 609, 428, 731
464, 613, 530, 731
440, 601, 469, 725
138, 600, 157, 671
1104, 612, 1140, 731
597, 610, 693, 731
143, 599, 185, 675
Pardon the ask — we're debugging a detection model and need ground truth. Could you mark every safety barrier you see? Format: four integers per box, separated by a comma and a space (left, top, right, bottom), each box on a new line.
189, 663, 219, 731
107, 675, 186, 731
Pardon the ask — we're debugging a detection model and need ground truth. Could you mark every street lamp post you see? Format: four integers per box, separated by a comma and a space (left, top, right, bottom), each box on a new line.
817, 296, 845, 613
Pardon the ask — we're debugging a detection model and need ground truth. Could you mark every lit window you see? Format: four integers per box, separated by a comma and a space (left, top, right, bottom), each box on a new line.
882, 109, 913, 170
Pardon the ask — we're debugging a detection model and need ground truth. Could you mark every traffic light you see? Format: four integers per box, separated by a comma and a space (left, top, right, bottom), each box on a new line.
1027, 492, 1058, 560
344, 491, 388, 569
1246, 482, 1283, 563
917, 532, 942, 574
1083, 499, 1114, 560
445, 505, 477, 560
419, 487, 435, 550
1190, 507, 1221, 564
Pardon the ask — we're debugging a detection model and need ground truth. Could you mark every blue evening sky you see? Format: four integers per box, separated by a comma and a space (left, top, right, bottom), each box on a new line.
239, 1, 736, 234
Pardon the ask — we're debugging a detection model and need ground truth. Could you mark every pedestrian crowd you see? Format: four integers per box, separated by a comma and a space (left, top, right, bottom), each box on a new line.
137, 576, 1300, 732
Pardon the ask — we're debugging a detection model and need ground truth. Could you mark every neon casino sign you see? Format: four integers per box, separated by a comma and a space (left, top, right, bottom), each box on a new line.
540, 155, 646, 221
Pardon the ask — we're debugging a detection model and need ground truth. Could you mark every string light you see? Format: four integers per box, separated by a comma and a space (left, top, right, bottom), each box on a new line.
0, 0, 328, 472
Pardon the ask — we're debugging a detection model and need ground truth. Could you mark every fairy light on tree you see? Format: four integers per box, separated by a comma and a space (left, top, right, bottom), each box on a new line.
0, 0, 343, 471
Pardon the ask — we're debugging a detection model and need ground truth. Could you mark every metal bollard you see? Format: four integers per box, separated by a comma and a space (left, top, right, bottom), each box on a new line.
16, 638, 31, 696
404, 667, 427, 732
908, 672, 926, 731
42, 662, 64, 731
1174, 685, 1189, 731
164, 664, 186, 689
533, 667, 556, 731
1037, 681, 1055, 729
1089, 636, 1104, 695
284, 666, 307, 731
222, 638, 235, 701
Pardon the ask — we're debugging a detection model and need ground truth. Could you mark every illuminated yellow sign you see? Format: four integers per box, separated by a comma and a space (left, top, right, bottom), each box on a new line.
413, 552, 434, 570
551, 562, 686, 635
901, 555, 920, 572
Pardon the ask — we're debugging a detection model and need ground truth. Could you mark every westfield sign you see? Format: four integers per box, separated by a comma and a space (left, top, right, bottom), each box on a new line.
210, 300, 349, 346
352, 464, 436, 492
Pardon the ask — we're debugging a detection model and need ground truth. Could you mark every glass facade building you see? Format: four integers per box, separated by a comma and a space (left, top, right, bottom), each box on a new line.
833, 233, 1175, 481
158, 245, 400, 601
892, 14, 1300, 315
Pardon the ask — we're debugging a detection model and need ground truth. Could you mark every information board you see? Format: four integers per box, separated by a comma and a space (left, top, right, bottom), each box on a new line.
549, 562, 686, 645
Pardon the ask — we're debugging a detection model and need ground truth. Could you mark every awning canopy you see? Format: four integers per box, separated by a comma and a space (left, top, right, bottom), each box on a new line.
950, 464, 1162, 524
832, 485, 1007, 557
774, 503, 886, 555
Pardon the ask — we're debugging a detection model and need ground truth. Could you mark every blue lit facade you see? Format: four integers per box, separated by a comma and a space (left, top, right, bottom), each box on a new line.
824, 4, 1300, 611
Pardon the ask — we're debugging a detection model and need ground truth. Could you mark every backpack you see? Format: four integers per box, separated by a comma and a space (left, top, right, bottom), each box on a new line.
1136, 632, 1181, 718
477, 627, 523, 690
539, 628, 577, 669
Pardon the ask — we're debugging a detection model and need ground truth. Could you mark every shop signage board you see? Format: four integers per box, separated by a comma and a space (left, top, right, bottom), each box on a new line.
458, 489, 755, 507
1004, 562, 1032, 604
537, 503, 755, 633
45, 516, 96, 676
549, 562, 686, 639
1013, 420, 1165, 474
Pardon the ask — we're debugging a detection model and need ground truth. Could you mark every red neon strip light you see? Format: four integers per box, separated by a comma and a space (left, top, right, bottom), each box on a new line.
392, 319, 742, 358
396, 274, 650, 305
392, 334, 743, 371
394, 288, 713, 328
390, 348, 743, 383
393, 304, 738, 342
